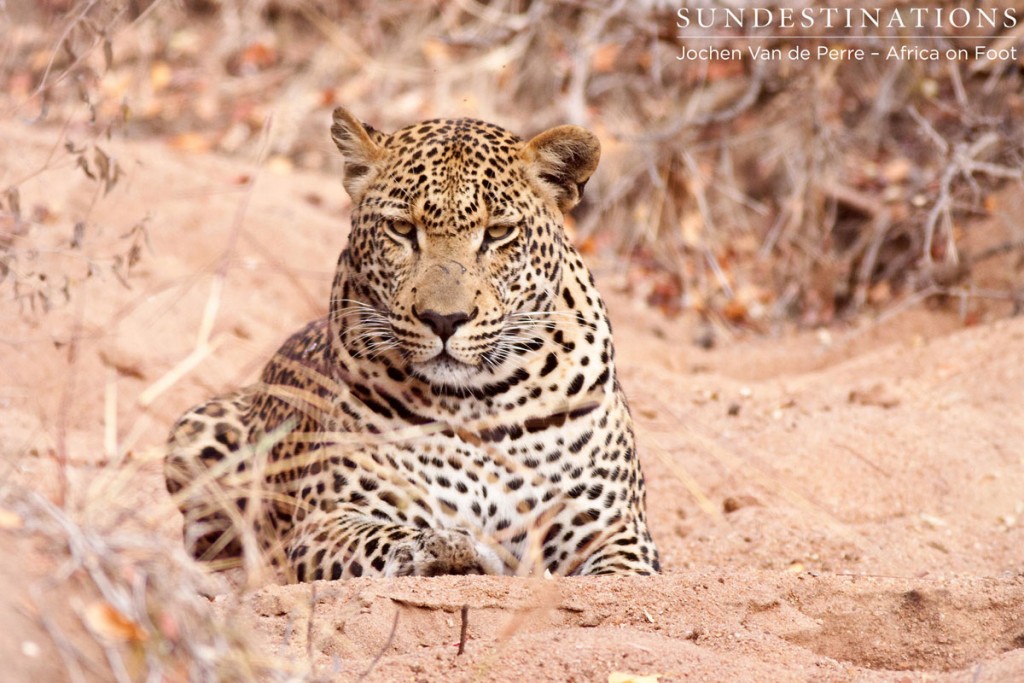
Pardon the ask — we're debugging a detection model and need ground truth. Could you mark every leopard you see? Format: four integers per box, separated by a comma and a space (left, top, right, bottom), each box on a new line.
164, 107, 661, 581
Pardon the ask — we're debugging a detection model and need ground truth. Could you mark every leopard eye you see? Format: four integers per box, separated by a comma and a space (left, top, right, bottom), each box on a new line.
483, 223, 517, 244
386, 220, 417, 246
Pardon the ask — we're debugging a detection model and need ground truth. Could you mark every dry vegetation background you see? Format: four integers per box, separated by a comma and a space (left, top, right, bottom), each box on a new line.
4, 0, 1023, 324
1, 1, 1024, 682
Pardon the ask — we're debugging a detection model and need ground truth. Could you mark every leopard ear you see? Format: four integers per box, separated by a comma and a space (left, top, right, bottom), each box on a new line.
331, 107, 386, 203
519, 125, 601, 213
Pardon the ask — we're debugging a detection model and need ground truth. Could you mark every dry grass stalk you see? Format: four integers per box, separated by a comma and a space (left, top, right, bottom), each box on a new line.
2, 482, 293, 682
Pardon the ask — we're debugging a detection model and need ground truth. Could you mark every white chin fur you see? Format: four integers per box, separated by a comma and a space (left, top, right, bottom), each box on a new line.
412, 355, 479, 385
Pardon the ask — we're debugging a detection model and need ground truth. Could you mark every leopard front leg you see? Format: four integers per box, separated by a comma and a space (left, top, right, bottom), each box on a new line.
285, 512, 506, 581
573, 518, 661, 577
164, 389, 271, 563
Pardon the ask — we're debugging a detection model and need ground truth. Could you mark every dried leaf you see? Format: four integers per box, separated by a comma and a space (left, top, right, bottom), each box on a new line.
76, 155, 95, 180
0, 508, 24, 529
591, 43, 621, 73
61, 36, 76, 64
239, 42, 277, 70
646, 275, 683, 315
168, 132, 211, 153
111, 254, 131, 288
319, 88, 337, 107
94, 147, 110, 185
881, 157, 912, 184
267, 155, 293, 174
680, 210, 702, 248
420, 38, 453, 65
848, 384, 900, 409
82, 17, 101, 37
31, 204, 56, 224
868, 281, 891, 305
722, 298, 748, 322
919, 512, 948, 529
108, 160, 123, 193
149, 61, 172, 90
92, 147, 122, 195
99, 347, 146, 380
102, 37, 113, 72
609, 673, 661, 683
84, 601, 147, 643
5, 186, 20, 219
71, 221, 85, 249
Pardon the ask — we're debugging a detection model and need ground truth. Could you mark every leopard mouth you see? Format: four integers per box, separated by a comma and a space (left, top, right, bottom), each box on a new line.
410, 352, 481, 386
424, 351, 476, 371
434, 350, 462, 363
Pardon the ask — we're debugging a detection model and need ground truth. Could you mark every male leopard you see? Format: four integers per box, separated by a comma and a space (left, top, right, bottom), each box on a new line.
164, 107, 660, 580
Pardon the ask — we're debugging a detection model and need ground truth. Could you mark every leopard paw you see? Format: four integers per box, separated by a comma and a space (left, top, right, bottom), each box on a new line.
384, 528, 503, 577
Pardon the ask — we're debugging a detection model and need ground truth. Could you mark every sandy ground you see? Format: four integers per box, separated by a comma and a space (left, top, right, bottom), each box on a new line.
2, 121, 1023, 682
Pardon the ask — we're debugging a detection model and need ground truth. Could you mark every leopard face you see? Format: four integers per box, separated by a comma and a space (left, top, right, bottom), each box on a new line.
330, 114, 598, 389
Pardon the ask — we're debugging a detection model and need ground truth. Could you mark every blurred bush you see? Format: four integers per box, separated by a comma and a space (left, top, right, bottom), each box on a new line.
2, 0, 1022, 326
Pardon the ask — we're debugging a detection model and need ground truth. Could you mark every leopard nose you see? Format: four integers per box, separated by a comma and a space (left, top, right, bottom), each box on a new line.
414, 307, 477, 342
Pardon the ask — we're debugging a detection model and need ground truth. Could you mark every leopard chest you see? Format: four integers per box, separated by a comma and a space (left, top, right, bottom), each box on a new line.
306, 391, 636, 567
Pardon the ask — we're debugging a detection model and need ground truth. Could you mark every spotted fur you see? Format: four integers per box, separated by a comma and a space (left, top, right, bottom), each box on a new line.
164, 108, 660, 580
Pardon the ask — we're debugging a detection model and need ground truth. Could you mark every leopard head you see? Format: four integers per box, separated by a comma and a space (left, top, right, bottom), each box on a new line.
329, 107, 600, 388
